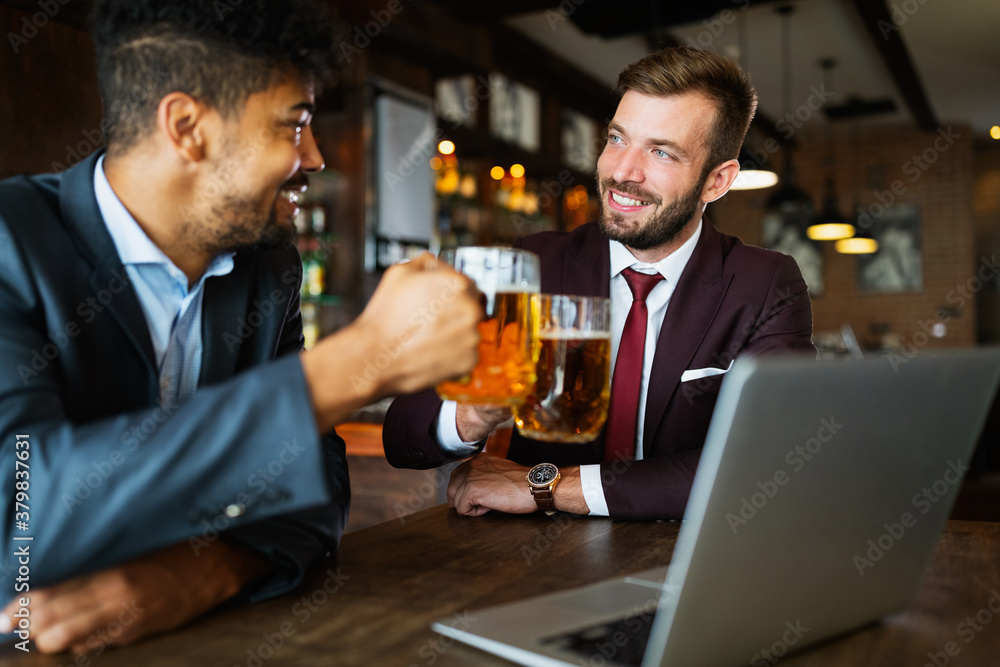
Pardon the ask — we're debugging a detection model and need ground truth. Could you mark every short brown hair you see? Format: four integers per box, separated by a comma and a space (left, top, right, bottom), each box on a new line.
614, 46, 757, 177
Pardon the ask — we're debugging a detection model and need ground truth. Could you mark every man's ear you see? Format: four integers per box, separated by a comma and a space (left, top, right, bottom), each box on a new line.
156, 92, 213, 162
700, 158, 741, 203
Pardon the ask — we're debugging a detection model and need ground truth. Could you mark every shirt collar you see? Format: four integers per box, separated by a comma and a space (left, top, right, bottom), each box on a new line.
609, 218, 703, 287
94, 155, 235, 286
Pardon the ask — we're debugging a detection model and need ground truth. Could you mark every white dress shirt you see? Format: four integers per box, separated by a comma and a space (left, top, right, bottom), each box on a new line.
94, 156, 235, 408
437, 221, 702, 515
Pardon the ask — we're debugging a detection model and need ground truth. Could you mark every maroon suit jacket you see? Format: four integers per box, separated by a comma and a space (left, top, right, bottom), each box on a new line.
382, 220, 815, 519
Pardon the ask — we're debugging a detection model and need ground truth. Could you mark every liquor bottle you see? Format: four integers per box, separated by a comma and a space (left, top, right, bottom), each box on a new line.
301, 236, 326, 298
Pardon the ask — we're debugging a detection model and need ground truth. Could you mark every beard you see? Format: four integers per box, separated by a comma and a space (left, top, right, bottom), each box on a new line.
597, 174, 704, 250
208, 193, 292, 254
194, 156, 294, 255
191, 136, 295, 256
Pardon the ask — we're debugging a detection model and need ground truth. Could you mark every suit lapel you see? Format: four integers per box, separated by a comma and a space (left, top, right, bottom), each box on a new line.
199, 261, 251, 385
643, 219, 732, 449
562, 224, 611, 298
61, 151, 157, 376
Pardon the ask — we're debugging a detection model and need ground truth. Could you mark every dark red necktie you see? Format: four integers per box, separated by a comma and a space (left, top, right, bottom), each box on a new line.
604, 268, 664, 462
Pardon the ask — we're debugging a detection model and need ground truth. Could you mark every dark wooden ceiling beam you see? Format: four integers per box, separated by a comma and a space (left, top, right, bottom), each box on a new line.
0, 0, 90, 31
424, 0, 563, 23
847, 0, 937, 131
336, 0, 614, 122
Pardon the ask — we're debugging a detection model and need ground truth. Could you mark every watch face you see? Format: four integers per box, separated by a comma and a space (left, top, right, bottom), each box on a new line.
528, 463, 558, 485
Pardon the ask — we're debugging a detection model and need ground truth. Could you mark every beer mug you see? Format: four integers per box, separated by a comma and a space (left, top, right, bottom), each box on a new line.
513, 294, 612, 442
435, 247, 541, 405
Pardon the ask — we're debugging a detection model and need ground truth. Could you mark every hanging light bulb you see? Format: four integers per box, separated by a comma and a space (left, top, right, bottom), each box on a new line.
766, 6, 813, 228
808, 177, 855, 240
766, 151, 813, 225
807, 59, 853, 242
835, 235, 879, 254
731, 147, 779, 190
836, 201, 878, 254
731, 168, 779, 190
729, 13, 778, 191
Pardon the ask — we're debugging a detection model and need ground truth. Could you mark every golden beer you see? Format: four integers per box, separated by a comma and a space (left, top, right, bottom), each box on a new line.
515, 332, 611, 442
514, 294, 612, 442
436, 291, 539, 404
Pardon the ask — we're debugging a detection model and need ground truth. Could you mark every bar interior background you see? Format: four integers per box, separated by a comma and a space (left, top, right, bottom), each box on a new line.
2, 0, 998, 524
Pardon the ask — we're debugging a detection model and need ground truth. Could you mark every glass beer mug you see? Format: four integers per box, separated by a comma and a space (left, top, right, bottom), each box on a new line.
513, 294, 612, 442
435, 247, 541, 405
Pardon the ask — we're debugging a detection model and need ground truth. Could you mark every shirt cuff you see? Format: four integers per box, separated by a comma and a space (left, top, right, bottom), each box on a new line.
579, 464, 609, 516
436, 400, 483, 454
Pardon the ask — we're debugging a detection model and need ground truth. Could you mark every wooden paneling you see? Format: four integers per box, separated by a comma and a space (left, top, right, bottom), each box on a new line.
0, 4, 101, 178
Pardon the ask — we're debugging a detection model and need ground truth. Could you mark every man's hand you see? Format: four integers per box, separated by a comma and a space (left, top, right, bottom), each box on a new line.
302, 253, 483, 432
456, 403, 511, 442
0, 540, 270, 655
447, 455, 589, 516
352, 253, 482, 395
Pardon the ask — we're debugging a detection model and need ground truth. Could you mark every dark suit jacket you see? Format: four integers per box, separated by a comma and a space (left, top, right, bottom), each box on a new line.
383, 220, 814, 520
0, 151, 348, 600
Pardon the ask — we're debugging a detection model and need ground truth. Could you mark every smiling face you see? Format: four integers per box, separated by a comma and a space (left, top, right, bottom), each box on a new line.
194, 70, 325, 254
596, 90, 721, 257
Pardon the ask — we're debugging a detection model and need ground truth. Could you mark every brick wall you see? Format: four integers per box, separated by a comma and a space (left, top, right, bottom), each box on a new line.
709, 121, 979, 351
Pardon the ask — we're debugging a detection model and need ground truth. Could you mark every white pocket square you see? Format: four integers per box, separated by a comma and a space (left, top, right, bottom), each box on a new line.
680, 360, 734, 383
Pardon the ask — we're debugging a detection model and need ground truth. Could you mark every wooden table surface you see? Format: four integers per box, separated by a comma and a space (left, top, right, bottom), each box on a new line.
2, 506, 998, 666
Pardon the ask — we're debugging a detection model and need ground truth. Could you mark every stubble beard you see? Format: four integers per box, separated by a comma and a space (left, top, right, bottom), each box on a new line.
195, 149, 293, 256
596, 174, 705, 251
209, 192, 291, 254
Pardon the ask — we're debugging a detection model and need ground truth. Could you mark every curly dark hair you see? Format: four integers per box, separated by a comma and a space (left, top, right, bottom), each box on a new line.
89, 0, 337, 156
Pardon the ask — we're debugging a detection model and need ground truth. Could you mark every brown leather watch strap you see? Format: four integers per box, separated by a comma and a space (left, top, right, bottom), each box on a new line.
531, 488, 556, 512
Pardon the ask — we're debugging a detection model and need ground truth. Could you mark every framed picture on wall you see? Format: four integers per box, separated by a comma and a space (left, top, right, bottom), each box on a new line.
762, 212, 824, 295
488, 73, 540, 152
857, 202, 923, 293
370, 88, 436, 270
435, 76, 476, 128
561, 108, 599, 173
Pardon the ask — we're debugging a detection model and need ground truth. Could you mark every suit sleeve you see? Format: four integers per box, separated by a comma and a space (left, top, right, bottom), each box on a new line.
221, 269, 352, 602
741, 254, 815, 356
599, 254, 815, 520
0, 230, 331, 595
382, 390, 482, 469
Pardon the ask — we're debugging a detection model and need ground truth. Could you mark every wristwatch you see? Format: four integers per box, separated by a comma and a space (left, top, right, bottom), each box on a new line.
527, 463, 560, 512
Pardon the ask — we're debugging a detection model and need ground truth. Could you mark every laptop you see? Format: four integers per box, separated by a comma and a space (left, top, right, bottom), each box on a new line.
432, 348, 1000, 667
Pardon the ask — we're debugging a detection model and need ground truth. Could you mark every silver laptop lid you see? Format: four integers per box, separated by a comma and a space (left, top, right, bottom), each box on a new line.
646, 349, 1000, 667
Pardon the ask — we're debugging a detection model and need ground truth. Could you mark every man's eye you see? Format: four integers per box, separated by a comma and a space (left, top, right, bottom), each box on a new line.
608, 135, 622, 144
654, 149, 671, 160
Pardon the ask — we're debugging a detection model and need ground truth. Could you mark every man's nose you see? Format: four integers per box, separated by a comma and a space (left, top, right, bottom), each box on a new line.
299, 126, 325, 174
610, 147, 644, 184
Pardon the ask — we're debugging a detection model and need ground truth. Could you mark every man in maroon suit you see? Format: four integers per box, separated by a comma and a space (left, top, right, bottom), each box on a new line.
382, 46, 815, 520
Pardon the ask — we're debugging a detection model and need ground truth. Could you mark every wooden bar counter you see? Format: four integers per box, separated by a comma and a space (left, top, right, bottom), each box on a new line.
1, 506, 999, 666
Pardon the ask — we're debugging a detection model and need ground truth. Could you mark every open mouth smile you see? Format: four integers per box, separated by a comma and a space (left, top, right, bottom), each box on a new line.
608, 189, 653, 211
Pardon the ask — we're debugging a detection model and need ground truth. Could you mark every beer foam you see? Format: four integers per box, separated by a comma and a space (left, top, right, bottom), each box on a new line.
495, 281, 540, 292
539, 330, 611, 340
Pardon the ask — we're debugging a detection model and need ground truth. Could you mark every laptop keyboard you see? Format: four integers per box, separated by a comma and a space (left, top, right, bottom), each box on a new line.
541, 610, 656, 667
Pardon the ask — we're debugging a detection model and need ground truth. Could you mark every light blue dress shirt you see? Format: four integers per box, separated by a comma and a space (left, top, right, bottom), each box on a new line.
93, 156, 235, 408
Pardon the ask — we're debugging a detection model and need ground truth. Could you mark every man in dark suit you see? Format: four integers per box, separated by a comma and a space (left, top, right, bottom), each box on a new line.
0, 0, 482, 654
383, 47, 814, 521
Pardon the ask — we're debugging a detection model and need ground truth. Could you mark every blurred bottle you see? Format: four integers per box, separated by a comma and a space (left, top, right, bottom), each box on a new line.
301, 300, 319, 350
301, 236, 326, 298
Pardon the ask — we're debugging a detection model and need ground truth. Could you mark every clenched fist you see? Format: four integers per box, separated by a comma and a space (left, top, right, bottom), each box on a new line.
302, 254, 484, 432
353, 254, 483, 395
